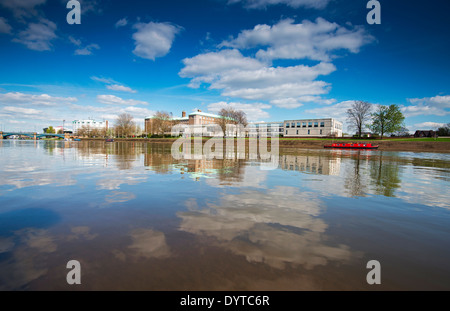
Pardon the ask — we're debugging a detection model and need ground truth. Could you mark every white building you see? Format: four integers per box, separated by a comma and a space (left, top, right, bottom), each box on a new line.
72, 119, 109, 134
248, 122, 284, 137
284, 118, 342, 137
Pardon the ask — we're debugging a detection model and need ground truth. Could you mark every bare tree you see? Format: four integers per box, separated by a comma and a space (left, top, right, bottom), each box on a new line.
115, 113, 135, 138
218, 108, 246, 136
149, 111, 174, 136
347, 101, 373, 137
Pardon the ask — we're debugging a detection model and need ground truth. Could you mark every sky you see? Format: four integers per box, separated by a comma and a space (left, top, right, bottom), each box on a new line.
0, 0, 449, 133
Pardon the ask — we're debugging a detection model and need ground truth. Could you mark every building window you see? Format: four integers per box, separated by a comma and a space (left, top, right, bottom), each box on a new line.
314, 122, 318, 127
320, 122, 325, 127
291, 122, 295, 128
286, 123, 290, 128
297, 122, 301, 127
302, 122, 306, 128
320, 129, 322, 135
286, 130, 288, 135
308, 122, 312, 128
296, 130, 298, 135
308, 129, 310, 135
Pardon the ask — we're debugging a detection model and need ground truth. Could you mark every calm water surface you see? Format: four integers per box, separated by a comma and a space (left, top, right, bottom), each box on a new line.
0, 140, 449, 290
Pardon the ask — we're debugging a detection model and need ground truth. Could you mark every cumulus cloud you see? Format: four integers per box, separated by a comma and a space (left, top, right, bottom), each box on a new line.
413, 122, 446, 130
180, 19, 372, 109
132, 21, 182, 60
403, 95, 450, 117
3, 106, 42, 115
0, 92, 77, 106
180, 50, 335, 104
180, 49, 264, 88
207, 101, 271, 121
0, 17, 12, 34
270, 96, 335, 109
70, 103, 155, 121
228, 0, 330, 9
220, 18, 374, 62
97, 94, 149, 106
13, 19, 57, 51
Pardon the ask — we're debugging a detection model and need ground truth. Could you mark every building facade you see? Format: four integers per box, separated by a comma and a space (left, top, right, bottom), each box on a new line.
247, 122, 284, 137
283, 118, 342, 137
145, 110, 235, 136
72, 119, 109, 134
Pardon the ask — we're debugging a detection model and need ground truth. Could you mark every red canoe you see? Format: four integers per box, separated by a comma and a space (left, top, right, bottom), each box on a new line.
324, 142, 379, 149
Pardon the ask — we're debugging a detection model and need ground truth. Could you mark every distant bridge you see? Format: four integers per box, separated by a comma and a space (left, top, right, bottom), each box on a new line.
0, 131, 70, 140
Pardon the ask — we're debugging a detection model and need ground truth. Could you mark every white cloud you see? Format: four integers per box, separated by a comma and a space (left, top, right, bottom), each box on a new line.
0, 92, 77, 106
115, 17, 128, 28
74, 43, 100, 55
132, 21, 182, 60
91, 76, 137, 93
3, 106, 41, 115
180, 19, 373, 109
13, 19, 57, 51
222, 80, 330, 101
220, 18, 374, 62
270, 96, 335, 109
180, 50, 335, 104
207, 101, 271, 121
403, 95, 450, 117
106, 84, 137, 93
91, 76, 119, 84
228, 0, 330, 9
212, 62, 336, 90
413, 122, 446, 130
97, 94, 149, 106
70, 103, 155, 121
180, 49, 265, 88
0, 17, 12, 34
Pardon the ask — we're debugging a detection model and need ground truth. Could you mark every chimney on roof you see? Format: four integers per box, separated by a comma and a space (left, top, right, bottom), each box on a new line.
182, 111, 186, 118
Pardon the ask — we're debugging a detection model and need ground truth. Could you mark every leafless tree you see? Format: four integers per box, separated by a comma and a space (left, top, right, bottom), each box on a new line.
115, 113, 136, 138
346, 101, 373, 137
149, 111, 175, 136
218, 108, 246, 136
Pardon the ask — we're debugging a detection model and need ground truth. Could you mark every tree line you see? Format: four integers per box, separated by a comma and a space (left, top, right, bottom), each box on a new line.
347, 101, 408, 138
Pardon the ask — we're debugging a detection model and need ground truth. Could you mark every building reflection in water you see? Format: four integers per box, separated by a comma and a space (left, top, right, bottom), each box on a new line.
279, 153, 341, 176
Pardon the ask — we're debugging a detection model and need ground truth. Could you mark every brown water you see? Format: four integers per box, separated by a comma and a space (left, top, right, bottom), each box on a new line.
0, 140, 449, 290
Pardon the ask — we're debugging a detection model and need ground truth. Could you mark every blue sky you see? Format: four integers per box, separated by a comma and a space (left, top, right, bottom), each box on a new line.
0, 0, 449, 133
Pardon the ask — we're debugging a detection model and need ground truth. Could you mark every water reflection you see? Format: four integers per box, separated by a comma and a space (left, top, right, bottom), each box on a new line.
0, 141, 449, 290
178, 187, 355, 269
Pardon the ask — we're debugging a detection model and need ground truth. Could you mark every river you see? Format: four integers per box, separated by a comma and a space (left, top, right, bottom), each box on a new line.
0, 140, 449, 290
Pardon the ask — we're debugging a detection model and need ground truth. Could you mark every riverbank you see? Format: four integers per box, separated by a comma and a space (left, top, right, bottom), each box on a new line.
78, 137, 450, 153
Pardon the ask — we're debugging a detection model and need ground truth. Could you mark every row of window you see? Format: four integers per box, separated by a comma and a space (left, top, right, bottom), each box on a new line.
286, 129, 323, 135
285, 121, 325, 128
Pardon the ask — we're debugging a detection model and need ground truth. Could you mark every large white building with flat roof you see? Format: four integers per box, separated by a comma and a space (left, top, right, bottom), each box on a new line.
72, 119, 109, 134
284, 118, 343, 137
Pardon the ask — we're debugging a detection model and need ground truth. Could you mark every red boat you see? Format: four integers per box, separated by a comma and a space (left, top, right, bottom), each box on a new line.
324, 142, 379, 149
